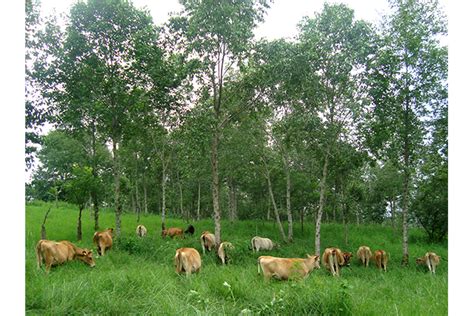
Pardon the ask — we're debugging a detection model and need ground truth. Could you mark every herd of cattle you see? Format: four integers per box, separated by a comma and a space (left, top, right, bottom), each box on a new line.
35, 224, 442, 279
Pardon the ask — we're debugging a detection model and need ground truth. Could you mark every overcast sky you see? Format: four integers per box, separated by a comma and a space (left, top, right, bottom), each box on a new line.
40, 0, 448, 41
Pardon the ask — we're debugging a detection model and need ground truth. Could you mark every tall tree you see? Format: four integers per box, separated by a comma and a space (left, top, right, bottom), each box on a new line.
174, 0, 270, 245
297, 4, 372, 255
366, 0, 447, 265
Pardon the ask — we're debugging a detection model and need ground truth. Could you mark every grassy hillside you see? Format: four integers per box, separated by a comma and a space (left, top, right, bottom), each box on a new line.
26, 201, 447, 315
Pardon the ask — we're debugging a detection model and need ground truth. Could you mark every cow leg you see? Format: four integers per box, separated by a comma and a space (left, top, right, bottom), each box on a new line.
45, 257, 53, 273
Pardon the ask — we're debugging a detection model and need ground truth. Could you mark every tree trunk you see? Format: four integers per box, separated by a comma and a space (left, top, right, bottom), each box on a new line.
91, 122, 100, 231
315, 151, 329, 256
342, 204, 349, 246
300, 207, 304, 234
263, 159, 287, 242
77, 205, 84, 241
197, 181, 201, 220
112, 138, 122, 237
390, 199, 396, 232
178, 174, 185, 220
143, 178, 148, 214
211, 131, 222, 245
41, 207, 52, 240
283, 154, 293, 242
161, 158, 167, 231
401, 92, 411, 266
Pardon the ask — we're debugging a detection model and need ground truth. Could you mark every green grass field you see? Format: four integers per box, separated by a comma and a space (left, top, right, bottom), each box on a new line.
26, 201, 447, 315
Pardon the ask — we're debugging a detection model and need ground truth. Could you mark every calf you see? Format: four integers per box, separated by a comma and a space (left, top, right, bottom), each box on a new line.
136, 225, 147, 238
416, 252, 441, 274
200, 231, 216, 254
162, 227, 184, 239
373, 249, 388, 272
322, 247, 352, 276
184, 224, 195, 236
357, 246, 372, 267
35, 239, 95, 272
217, 242, 235, 265
251, 236, 276, 252
257, 255, 320, 281
93, 228, 113, 256
174, 247, 201, 276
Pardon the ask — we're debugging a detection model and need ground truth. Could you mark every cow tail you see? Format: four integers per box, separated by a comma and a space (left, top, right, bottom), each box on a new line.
251, 238, 255, 252
330, 249, 337, 275
93, 232, 99, 245
35, 240, 43, 269
175, 251, 182, 273
257, 257, 261, 275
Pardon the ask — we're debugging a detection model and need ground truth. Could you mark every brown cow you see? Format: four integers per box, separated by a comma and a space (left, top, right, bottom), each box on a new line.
200, 231, 216, 254
162, 227, 184, 239
322, 247, 352, 276
416, 252, 441, 274
93, 228, 113, 256
136, 225, 147, 237
217, 242, 234, 265
35, 239, 95, 272
257, 255, 320, 281
174, 247, 201, 276
373, 249, 388, 272
357, 246, 372, 267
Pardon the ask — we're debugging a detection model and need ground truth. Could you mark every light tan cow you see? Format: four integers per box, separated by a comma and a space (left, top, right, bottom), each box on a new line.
162, 227, 184, 239
251, 236, 276, 252
35, 239, 95, 272
200, 231, 216, 254
322, 247, 352, 276
217, 242, 235, 265
93, 228, 113, 256
357, 246, 372, 267
257, 255, 320, 281
416, 252, 441, 274
136, 225, 147, 237
373, 249, 388, 272
174, 247, 201, 276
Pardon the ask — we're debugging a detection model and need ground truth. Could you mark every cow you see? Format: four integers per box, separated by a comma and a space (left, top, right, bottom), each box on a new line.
184, 224, 195, 236
162, 227, 184, 239
200, 231, 216, 254
416, 252, 441, 274
251, 236, 276, 252
35, 239, 95, 272
257, 255, 320, 281
93, 228, 113, 256
174, 247, 201, 276
357, 246, 372, 267
322, 247, 352, 276
136, 225, 147, 238
373, 249, 388, 272
217, 242, 235, 265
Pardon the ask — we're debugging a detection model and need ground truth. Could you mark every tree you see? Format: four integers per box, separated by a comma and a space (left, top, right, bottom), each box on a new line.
174, 0, 271, 245
366, 0, 447, 265
297, 3, 372, 255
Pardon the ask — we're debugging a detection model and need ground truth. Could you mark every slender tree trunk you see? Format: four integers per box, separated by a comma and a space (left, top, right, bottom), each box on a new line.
211, 131, 222, 245
112, 138, 122, 237
390, 199, 396, 231
41, 207, 52, 240
143, 178, 148, 214
300, 207, 304, 234
401, 93, 411, 266
178, 174, 184, 220
77, 205, 84, 241
227, 179, 232, 221
91, 122, 100, 231
315, 151, 329, 256
283, 154, 293, 242
263, 159, 287, 242
266, 194, 271, 220
161, 157, 167, 231
91, 191, 100, 231
197, 181, 201, 220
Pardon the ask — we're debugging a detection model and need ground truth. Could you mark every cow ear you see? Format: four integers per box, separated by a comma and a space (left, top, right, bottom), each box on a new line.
82, 250, 87, 256
307, 254, 311, 258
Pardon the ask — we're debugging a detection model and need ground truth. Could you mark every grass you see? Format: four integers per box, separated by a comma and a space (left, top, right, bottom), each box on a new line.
26, 201, 448, 315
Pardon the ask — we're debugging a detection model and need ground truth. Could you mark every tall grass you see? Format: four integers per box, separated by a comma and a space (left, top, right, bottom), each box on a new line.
26, 202, 447, 315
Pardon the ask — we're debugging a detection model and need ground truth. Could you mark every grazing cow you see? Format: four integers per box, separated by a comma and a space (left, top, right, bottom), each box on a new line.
136, 225, 147, 238
322, 247, 352, 276
257, 255, 320, 281
200, 231, 216, 254
357, 246, 372, 267
162, 227, 184, 239
93, 228, 113, 256
251, 236, 276, 252
217, 242, 235, 265
373, 249, 388, 272
184, 224, 195, 236
174, 247, 201, 276
35, 239, 95, 272
416, 252, 441, 274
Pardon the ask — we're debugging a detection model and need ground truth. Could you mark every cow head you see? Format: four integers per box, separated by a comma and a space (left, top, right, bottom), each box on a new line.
415, 257, 425, 265
307, 254, 321, 269
77, 249, 96, 267
342, 252, 352, 266
161, 229, 168, 238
